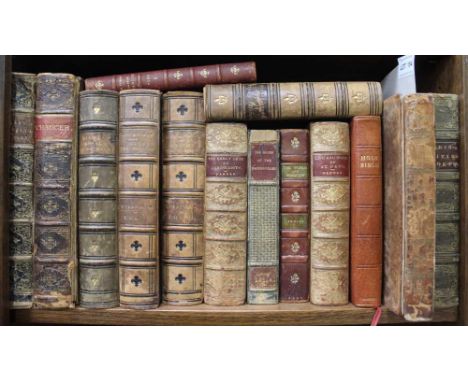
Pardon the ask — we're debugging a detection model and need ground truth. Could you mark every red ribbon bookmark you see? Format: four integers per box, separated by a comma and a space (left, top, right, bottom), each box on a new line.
371, 307, 382, 326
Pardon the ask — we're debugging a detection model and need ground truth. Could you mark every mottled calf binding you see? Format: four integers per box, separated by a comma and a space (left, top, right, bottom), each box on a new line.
280, 129, 310, 302
204, 82, 382, 121
162, 91, 205, 305
310, 122, 350, 306
434, 94, 460, 309
79, 90, 119, 308
9, 73, 36, 308
33, 73, 80, 309
119, 89, 161, 309
247, 130, 280, 304
383, 94, 436, 321
204, 123, 247, 305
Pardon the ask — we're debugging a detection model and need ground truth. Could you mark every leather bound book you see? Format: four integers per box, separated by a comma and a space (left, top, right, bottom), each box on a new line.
280, 129, 310, 302
161, 91, 205, 305
9, 73, 36, 309
383, 94, 436, 321
247, 130, 280, 304
350, 116, 382, 308
434, 94, 460, 309
204, 123, 247, 306
79, 90, 119, 308
119, 89, 161, 309
204, 82, 382, 121
33, 73, 80, 309
85, 62, 257, 92
310, 122, 350, 306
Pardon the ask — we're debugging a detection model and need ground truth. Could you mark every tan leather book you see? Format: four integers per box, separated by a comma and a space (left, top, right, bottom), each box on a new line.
9, 73, 36, 309
119, 89, 161, 309
161, 91, 205, 305
204, 82, 382, 121
204, 123, 247, 305
383, 94, 436, 321
350, 116, 382, 308
78, 90, 119, 308
33, 73, 80, 309
310, 122, 350, 306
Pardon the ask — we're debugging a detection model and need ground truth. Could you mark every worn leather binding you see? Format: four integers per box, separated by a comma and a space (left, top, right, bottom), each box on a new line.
434, 94, 460, 309
119, 89, 161, 309
280, 129, 310, 302
247, 130, 280, 304
350, 116, 382, 308
9, 73, 36, 308
161, 91, 205, 305
79, 90, 119, 308
33, 73, 80, 309
383, 94, 436, 321
204, 123, 247, 305
204, 82, 382, 121
85, 62, 257, 92
310, 122, 350, 306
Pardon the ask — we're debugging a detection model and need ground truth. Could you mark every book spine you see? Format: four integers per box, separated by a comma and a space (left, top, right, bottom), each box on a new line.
310, 122, 350, 305
204, 82, 383, 121
78, 90, 119, 308
247, 130, 280, 304
161, 91, 205, 305
33, 73, 80, 309
118, 89, 161, 309
204, 123, 247, 305
383, 94, 436, 321
280, 129, 310, 302
350, 116, 382, 308
434, 94, 460, 309
9, 73, 36, 309
85, 62, 257, 91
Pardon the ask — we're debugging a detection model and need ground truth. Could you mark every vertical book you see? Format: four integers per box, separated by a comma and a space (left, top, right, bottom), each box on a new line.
162, 91, 205, 305
119, 89, 161, 309
9, 73, 36, 308
280, 129, 310, 302
383, 94, 436, 321
247, 130, 280, 304
78, 90, 119, 308
204, 123, 248, 305
33, 73, 80, 309
310, 122, 350, 305
350, 116, 382, 308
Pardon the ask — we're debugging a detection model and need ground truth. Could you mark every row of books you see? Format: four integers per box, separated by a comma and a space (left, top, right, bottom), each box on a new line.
8, 64, 460, 321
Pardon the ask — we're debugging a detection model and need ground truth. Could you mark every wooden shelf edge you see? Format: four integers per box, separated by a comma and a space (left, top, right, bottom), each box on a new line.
11, 304, 458, 326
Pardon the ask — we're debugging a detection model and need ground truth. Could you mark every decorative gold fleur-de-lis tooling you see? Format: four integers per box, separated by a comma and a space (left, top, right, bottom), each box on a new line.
214, 95, 228, 105
90, 209, 102, 219
290, 273, 300, 284
290, 136, 300, 149
90, 171, 99, 186
93, 104, 101, 114
173, 71, 183, 80
352, 92, 367, 104
291, 191, 301, 202
283, 93, 298, 104
95, 80, 104, 90
44, 198, 58, 213
230, 65, 240, 75
291, 241, 300, 253
318, 93, 333, 103
199, 68, 209, 78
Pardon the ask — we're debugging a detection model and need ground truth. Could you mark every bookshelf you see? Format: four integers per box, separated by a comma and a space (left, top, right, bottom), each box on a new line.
1, 55, 466, 325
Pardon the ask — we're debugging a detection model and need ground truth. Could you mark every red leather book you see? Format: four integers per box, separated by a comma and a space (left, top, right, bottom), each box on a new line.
350, 116, 382, 308
280, 130, 310, 302
85, 62, 257, 91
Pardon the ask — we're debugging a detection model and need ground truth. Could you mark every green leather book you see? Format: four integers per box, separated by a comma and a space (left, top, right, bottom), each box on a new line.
247, 130, 280, 304
434, 94, 460, 309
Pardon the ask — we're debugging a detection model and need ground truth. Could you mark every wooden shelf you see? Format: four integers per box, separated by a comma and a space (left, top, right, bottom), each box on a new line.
12, 304, 458, 326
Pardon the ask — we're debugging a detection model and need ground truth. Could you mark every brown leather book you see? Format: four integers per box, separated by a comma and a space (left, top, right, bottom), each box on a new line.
85, 62, 256, 91
350, 116, 382, 308
383, 94, 436, 321
204, 123, 247, 305
161, 91, 205, 305
78, 90, 119, 308
204, 82, 382, 121
310, 122, 350, 306
33, 73, 80, 309
280, 129, 310, 302
119, 89, 161, 309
